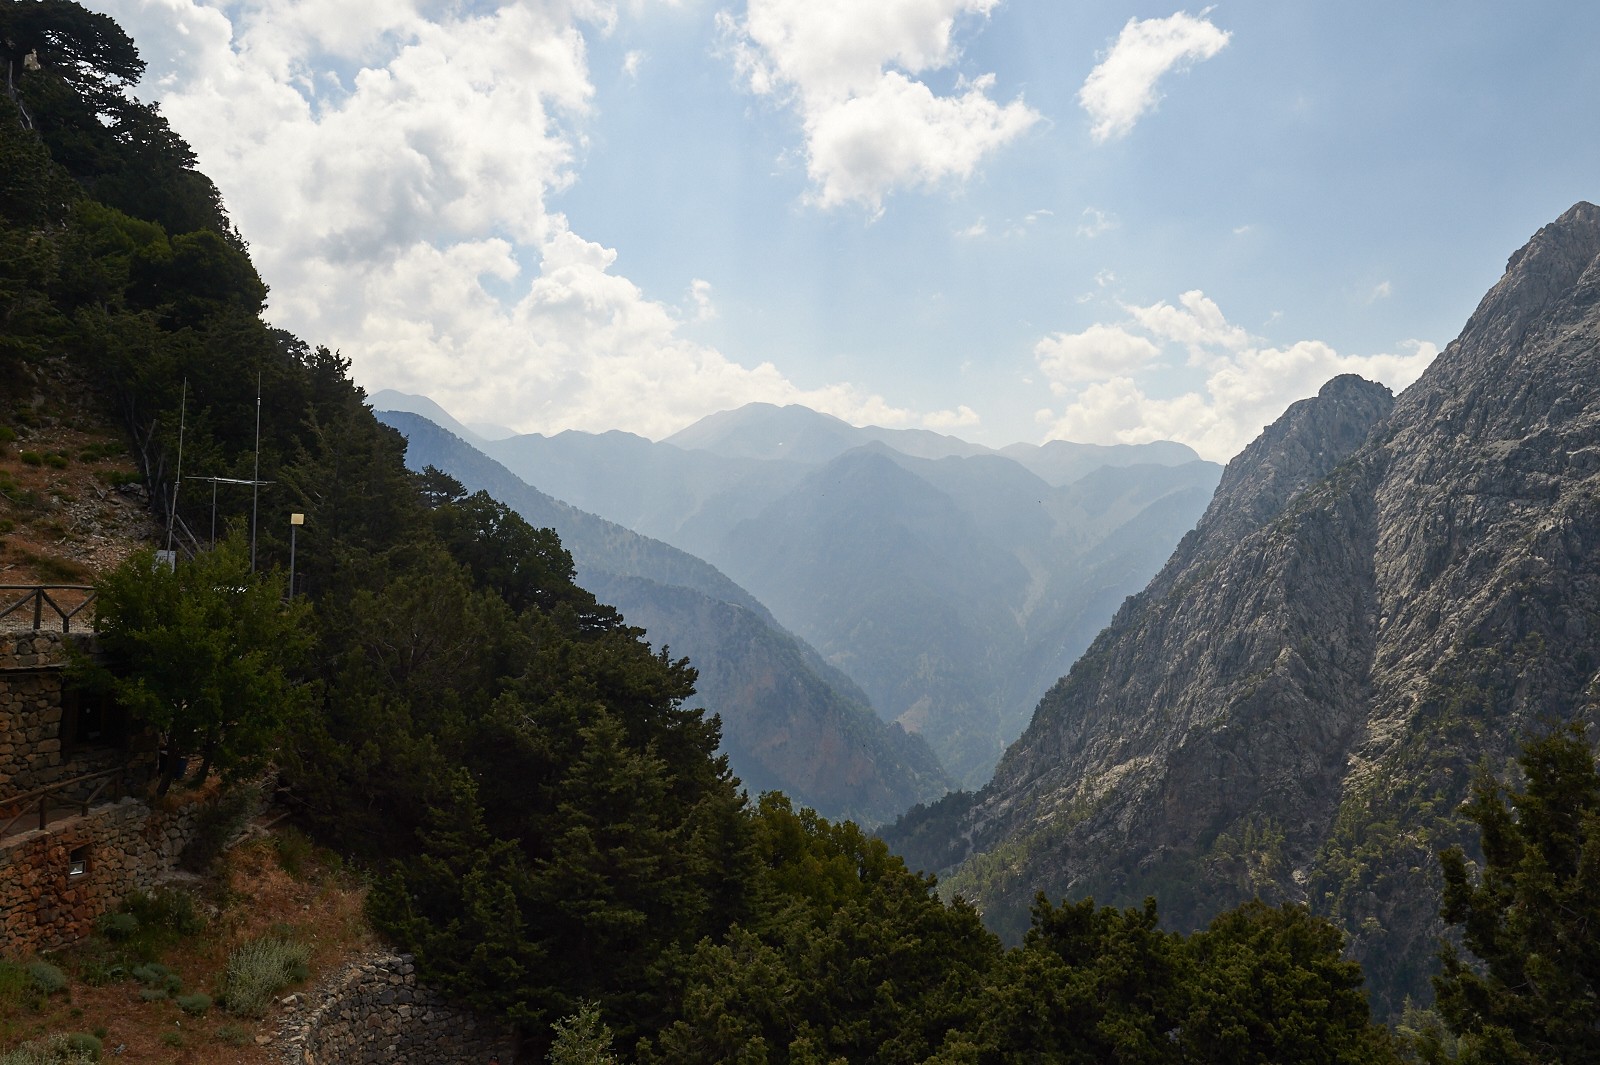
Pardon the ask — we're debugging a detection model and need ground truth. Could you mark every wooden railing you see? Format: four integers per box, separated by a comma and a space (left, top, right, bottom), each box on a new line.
0, 765, 135, 837
0, 585, 96, 633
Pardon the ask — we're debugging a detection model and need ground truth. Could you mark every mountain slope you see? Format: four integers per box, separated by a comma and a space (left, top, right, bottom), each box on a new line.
929, 202, 1600, 1013
379, 410, 950, 824
431, 400, 1221, 785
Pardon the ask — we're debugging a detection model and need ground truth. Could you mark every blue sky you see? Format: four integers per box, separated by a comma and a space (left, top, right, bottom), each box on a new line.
91, 0, 1600, 459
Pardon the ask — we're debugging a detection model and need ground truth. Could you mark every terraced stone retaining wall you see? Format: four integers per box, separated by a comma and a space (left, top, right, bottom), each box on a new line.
280, 954, 517, 1064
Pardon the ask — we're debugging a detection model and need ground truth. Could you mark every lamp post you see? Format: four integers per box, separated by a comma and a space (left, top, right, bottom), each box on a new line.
288, 513, 304, 598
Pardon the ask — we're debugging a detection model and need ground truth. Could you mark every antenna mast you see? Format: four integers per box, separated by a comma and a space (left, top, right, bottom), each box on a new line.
166, 379, 187, 554
251, 372, 261, 571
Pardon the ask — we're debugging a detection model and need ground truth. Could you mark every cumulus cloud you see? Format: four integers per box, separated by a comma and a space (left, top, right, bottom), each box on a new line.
1035, 293, 1438, 459
720, 0, 1039, 211
1079, 10, 1230, 142
922, 404, 980, 430
1034, 324, 1161, 388
93, 0, 940, 439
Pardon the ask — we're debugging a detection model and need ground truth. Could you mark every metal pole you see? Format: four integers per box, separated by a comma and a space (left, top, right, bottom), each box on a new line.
167, 380, 186, 554
288, 514, 304, 598
251, 373, 261, 571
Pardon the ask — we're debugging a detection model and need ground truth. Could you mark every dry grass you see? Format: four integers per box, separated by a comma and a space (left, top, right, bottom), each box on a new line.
0, 828, 377, 1064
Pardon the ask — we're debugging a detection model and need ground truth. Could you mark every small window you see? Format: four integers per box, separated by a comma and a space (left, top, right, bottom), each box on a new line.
68, 846, 89, 878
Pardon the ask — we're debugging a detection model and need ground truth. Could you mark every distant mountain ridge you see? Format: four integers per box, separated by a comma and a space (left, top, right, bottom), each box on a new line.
383, 399, 1221, 784
900, 201, 1600, 1013
380, 410, 950, 825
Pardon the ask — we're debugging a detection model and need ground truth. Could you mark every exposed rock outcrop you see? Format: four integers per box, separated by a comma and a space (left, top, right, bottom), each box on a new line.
937, 202, 1600, 1013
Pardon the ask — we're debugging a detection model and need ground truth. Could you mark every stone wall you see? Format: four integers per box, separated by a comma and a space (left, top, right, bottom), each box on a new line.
0, 631, 129, 796
280, 954, 517, 1065
1, 632, 72, 793
0, 780, 271, 956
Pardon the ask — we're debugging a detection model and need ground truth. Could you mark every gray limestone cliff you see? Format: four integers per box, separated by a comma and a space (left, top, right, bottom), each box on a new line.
935, 202, 1600, 1013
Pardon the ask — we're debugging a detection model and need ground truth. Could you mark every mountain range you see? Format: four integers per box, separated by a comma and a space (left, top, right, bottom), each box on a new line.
379, 410, 951, 827
374, 394, 1221, 785
887, 201, 1600, 1014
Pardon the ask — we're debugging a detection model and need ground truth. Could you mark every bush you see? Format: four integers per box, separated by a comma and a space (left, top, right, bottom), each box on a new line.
124, 889, 204, 938
159, 1031, 183, 1048
138, 987, 167, 1002
94, 912, 139, 942
0, 1033, 98, 1064
213, 1025, 252, 1046
222, 937, 310, 1017
274, 827, 315, 879
27, 961, 68, 995
179, 786, 259, 873
129, 962, 182, 994
62, 1035, 100, 1062
175, 991, 211, 1016
44, 453, 68, 469
0, 960, 46, 1011
18, 450, 42, 466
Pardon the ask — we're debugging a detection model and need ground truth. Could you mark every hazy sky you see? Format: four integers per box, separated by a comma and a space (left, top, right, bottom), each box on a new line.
89, 0, 1600, 459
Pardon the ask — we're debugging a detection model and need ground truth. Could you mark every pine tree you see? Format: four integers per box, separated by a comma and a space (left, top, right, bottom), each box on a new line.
1430, 725, 1600, 1063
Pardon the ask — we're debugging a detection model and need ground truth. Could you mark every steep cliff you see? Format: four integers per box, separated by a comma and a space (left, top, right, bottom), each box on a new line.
935, 202, 1600, 1012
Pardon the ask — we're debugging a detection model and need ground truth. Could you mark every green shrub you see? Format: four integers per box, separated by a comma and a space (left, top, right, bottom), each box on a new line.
137, 987, 167, 1002
159, 1031, 183, 1048
129, 962, 181, 994
222, 937, 310, 1017
125, 889, 204, 938
175, 991, 211, 1015
18, 450, 43, 466
0, 1033, 98, 1064
43, 453, 68, 469
0, 426, 16, 443
94, 912, 139, 941
27, 961, 68, 994
274, 827, 314, 879
62, 1034, 100, 1062
213, 1025, 252, 1046
179, 787, 259, 874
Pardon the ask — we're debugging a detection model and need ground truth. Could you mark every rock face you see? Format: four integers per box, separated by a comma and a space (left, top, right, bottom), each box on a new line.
933, 202, 1600, 1013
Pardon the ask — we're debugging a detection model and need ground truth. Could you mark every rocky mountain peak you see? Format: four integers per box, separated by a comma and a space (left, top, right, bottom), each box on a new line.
928, 203, 1600, 1015
1196, 374, 1393, 548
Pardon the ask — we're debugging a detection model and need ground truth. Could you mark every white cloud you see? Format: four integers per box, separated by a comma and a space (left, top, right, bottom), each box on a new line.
1035, 293, 1438, 459
1034, 324, 1161, 390
1076, 207, 1117, 238
956, 218, 988, 238
622, 49, 645, 79
1370, 280, 1393, 301
720, 0, 1039, 211
1079, 10, 1230, 142
688, 278, 717, 321
922, 404, 981, 430
94, 0, 938, 440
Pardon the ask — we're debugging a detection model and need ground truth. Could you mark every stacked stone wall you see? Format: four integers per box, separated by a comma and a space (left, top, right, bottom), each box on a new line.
0, 632, 73, 793
0, 780, 271, 956
281, 954, 516, 1065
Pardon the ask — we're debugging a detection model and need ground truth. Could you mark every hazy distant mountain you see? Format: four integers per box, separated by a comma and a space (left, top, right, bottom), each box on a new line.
379, 399, 1219, 785
379, 410, 950, 825
894, 202, 1600, 1012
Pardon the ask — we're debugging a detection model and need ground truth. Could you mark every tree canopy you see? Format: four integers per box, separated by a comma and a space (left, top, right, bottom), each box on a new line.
1425, 725, 1600, 1063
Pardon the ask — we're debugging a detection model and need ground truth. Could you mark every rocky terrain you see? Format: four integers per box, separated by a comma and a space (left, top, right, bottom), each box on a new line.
921, 202, 1600, 1013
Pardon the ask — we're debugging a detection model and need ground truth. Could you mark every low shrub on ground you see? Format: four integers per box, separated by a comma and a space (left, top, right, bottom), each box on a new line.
221, 937, 309, 1017
26, 963, 67, 996
0, 1033, 98, 1064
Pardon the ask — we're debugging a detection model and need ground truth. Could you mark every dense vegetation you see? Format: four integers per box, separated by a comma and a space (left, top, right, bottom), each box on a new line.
4, 3, 1596, 1060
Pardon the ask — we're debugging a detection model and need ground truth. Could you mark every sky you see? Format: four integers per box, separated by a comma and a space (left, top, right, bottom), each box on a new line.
86, 0, 1600, 460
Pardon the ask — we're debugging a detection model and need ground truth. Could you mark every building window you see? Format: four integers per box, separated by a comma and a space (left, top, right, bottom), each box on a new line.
68, 846, 89, 878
